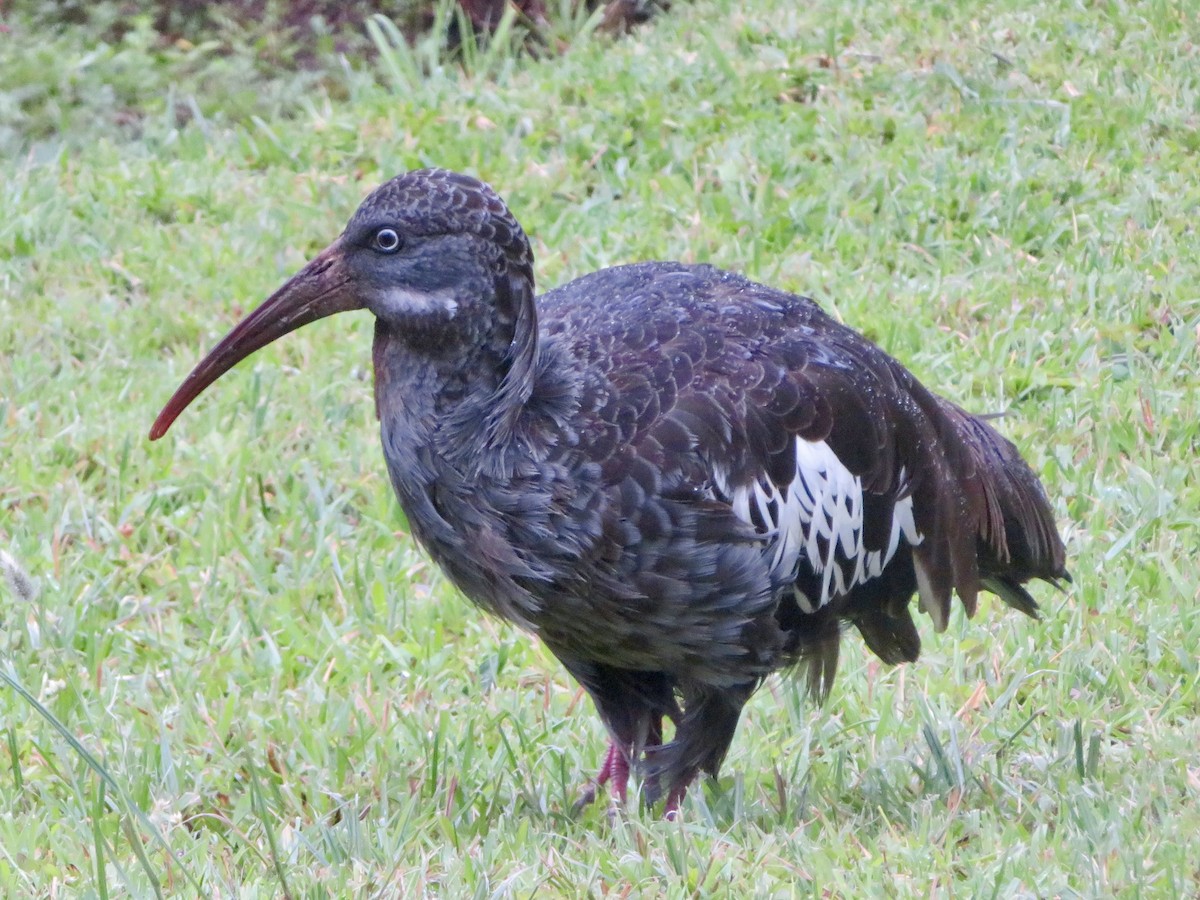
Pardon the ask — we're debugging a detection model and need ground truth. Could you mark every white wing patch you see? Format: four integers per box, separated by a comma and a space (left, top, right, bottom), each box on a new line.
722, 439, 923, 613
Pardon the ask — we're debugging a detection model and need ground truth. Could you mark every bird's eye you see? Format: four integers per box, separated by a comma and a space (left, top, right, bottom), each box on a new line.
373, 227, 402, 254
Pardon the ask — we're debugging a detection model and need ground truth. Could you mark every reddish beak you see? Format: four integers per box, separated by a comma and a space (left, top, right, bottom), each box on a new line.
149, 238, 359, 440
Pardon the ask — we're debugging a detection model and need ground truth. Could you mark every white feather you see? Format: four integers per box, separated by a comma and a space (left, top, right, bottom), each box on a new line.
727, 440, 923, 612
377, 285, 459, 318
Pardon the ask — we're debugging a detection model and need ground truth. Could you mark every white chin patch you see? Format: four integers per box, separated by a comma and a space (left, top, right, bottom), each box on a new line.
377, 285, 459, 319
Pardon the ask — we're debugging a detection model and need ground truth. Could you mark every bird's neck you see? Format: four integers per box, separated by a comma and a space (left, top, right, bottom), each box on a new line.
371, 309, 538, 468
370, 315, 562, 628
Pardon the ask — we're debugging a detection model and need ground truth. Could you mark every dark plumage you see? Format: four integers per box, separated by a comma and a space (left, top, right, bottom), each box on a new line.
151, 169, 1069, 815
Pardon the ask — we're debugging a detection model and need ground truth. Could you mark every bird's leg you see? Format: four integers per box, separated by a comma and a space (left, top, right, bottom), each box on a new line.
653, 683, 754, 820
602, 741, 631, 803
647, 713, 664, 747
574, 740, 630, 811
639, 715, 667, 804
576, 712, 666, 812
662, 779, 690, 820
595, 742, 617, 787
561, 663, 678, 813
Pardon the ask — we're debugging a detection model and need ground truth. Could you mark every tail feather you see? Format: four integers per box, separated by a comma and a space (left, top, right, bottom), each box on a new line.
940, 401, 1070, 604
980, 574, 1042, 619
802, 633, 840, 705
854, 603, 921, 664
790, 607, 842, 704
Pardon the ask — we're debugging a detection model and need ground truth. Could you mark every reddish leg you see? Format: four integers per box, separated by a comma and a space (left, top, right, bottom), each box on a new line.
595, 741, 631, 802
575, 715, 665, 812
574, 740, 630, 810
663, 781, 689, 820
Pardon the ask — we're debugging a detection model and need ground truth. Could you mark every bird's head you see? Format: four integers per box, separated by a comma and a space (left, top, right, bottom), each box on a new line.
149, 169, 536, 440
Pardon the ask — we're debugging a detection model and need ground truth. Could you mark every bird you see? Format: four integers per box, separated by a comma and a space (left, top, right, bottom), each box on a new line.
150, 168, 1069, 816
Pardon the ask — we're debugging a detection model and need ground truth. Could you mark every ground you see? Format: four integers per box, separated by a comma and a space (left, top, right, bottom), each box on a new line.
1, 0, 1198, 895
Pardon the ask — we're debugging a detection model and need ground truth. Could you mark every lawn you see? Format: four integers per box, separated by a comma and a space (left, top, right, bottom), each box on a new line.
2, 0, 1198, 895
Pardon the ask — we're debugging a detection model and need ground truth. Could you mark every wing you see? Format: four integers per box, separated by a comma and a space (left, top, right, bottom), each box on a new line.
560, 267, 957, 617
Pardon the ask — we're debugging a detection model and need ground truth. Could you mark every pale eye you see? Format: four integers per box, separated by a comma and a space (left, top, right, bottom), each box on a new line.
373, 227, 402, 253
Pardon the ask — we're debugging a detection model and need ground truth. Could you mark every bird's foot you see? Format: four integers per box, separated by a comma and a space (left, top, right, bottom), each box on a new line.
573, 741, 630, 812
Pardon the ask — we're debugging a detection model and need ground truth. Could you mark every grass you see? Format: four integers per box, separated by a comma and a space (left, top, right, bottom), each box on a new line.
2, 0, 1199, 894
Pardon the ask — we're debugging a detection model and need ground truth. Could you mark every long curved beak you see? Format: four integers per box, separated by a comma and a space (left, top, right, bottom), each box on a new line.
149, 238, 359, 441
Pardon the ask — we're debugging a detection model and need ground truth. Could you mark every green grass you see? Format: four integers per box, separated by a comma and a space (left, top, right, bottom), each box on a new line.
2, 0, 1199, 894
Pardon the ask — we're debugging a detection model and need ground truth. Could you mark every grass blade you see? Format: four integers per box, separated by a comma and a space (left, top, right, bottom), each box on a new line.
0, 664, 204, 897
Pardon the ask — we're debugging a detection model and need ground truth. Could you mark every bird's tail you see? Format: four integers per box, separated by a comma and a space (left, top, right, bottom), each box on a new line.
936, 401, 1070, 625
812, 396, 1069, 703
